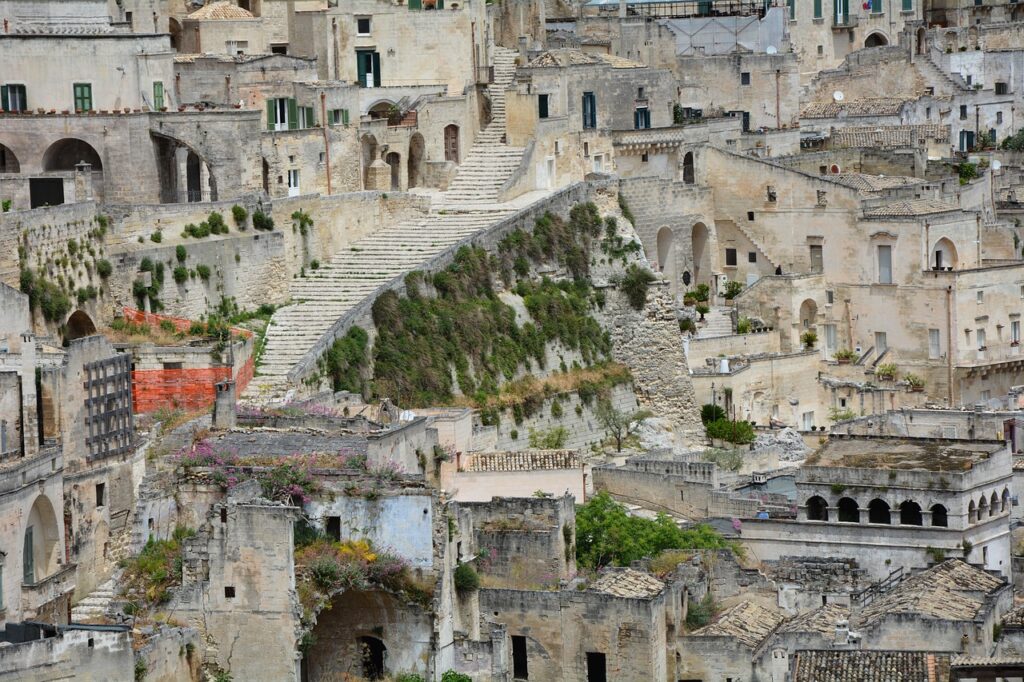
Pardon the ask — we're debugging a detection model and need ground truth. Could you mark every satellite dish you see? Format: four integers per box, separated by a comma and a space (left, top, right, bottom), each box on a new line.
992, 159, 1002, 170
833, 90, 845, 102
767, 45, 778, 54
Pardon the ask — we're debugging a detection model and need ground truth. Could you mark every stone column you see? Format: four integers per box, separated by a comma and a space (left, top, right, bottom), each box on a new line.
74, 161, 93, 201
175, 147, 189, 202
212, 380, 236, 430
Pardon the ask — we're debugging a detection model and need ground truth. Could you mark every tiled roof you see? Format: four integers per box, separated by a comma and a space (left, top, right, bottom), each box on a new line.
952, 654, 1024, 667
864, 199, 961, 217
589, 568, 665, 599
802, 98, 909, 119
854, 560, 1005, 628
831, 124, 950, 148
187, 1, 255, 19
1001, 603, 1024, 626
778, 602, 850, 636
464, 450, 580, 472
526, 49, 645, 69
793, 650, 951, 682
832, 173, 926, 194
692, 601, 785, 649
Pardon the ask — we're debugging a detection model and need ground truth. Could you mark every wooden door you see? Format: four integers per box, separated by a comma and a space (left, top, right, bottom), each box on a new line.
444, 125, 459, 163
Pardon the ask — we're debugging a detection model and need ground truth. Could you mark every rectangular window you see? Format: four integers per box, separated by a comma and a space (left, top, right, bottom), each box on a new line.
23, 526, 34, 583
267, 97, 298, 131
977, 328, 986, 350
1013, 320, 1021, 343
875, 331, 887, 355
826, 290, 834, 304
152, 81, 164, 110
633, 106, 651, 129
330, 108, 350, 125
814, 0, 822, 16
538, 94, 549, 119
298, 105, 316, 128
512, 635, 529, 679
824, 324, 837, 355
582, 91, 597, 129
356, 49, 381, 87
586, 652, 607, 682
902, 0, 911, 9
929, 329, 941, 358
1, 84, 27, 112
288, 169, 300, 197
997, 111, 1003, 124
996, 82, 1009, 95
741, 72, 751, 86
725, 248, 738, 266
748, 252, 757, 263
877, 245, 892, 284
788, 0, 795, 19
356, 17, 371, 34
977, 290, 984, 304
960, 105, 969, 120
73, 83, 93, 112
802, 411, 815, 431
96, 482, 105, 507
809, 244, 823, 273
871, 0, 881, 12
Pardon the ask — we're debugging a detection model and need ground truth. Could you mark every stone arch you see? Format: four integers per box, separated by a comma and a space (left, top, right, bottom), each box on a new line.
865, 32, 889, 48
444, 124, 460, 163
978, 495, 989, 519
385, 151, 401, 191
42, 138, 103, 172
367, 100, 396, 121
837, 497, 859, 522
657, 226, 676, 291
807, 496, 828, 521
931, 237, 958, 270
65, 310, 97, 343
0, 143, 20, 173
151, 132, 215, 203
691, 222, 712, 287
168, 17, 182, 50
899, 500, 922, 525
24, 494, 61, 584
868, 498, 891, 524
361, 134, 378, 190
357, 636, 387, 679
969, 499, 977, 524
683, 151, 695, 184
931, 503, 948, 527
917, 26, 927, 55
407, 133, 425, 189
990, 492, 999, 516
1002, 488, 1010, 513
799, 298, 818, 330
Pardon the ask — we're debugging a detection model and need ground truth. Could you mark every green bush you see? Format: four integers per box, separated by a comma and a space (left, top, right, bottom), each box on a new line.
96, 259, 113, 278
310, 259, 320, 270
322, 326, 370, 395
528, 426, 568, 448
252, 211, 274, 231
453, 562, 480, 592
693, 283, 710, 302
441, 672, 472, 682
679, 318, 696, 333
231, 204, 248, 228
173, 266, 188, 284
701, 403, 726, 425
833, 348, 857, 362
1, 199, 11, 212
723, 280, 743, 300
196, 264, 211, 281
686, 594, 716, 629
736, 317, 751, 334
705, 418, 755, 444
207, 211, 228, 234
150, 230, 162, 243
619, 264, 656, 310
829, 407, 857, 422
175, 245, 187, 263
958, 162, 978, 185
801, 330, 817, 348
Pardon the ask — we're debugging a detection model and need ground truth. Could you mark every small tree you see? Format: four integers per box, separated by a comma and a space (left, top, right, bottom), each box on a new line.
801, 330, 818, 349
596, 399, 652, 452
723, 280, 743, 300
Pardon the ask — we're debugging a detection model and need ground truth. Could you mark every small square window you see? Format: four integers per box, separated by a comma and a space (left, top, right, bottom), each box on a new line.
996, 82, 1008, 95
748, 252, 757, 263
740, 72, 751, 85
641, 152, 649, 163
826, 290, 834, 304
725, 248, 737, 266
817, 45, 823, 55
977, 290, 984, 303
225, 586, 236, 598
95, 483, 105, 508
997, 111, 1003, 124
747, 211, 755, 221
357, 17, 371, 34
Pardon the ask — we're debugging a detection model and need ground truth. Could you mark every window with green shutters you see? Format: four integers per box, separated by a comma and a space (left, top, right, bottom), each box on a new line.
73, 83, 92, 112
0, 84, 27, 112
582, 92, 596, 129
871, 0, 881, 12
901, 0, 911, 10
153, 81, 164, 110
788, 0, 795, 19
330, 108, 351, 125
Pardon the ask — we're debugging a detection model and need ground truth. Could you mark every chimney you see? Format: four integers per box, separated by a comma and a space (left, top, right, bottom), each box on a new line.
212, 380, 236, 430
834, 619, 850, 646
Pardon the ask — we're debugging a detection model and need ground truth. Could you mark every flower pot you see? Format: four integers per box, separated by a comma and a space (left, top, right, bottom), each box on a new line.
910, 386, 925, 393
837, 358, 850, 365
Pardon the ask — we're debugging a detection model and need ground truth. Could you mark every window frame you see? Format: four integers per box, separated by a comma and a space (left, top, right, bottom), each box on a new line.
152, 81, 164, 110
73, 82, 93, 112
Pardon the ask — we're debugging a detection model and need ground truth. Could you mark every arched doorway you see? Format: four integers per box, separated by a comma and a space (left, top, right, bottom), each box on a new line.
899, 500, 922, 525
931, 504, 948, 527
865, 32, 888, 48
868, 499, 891, 524
385, 152, 401, 190
691, 222, 711, 287
168, 17, 182, 51
0, 143, 20, 173
682, 152, 695, 184
917, 26, 927, 55
408, 133, 425, 189
657, 226, 675, 290
837, 497, 859, 522
932, 238, 958, 270
42, 138, 103, 171
186, 151, 202, 202
358, 636, 387, 679
24, 495, 60, 584
361, 135, 378, 190
368, 101, 396, 123
799, 298, 818, 330
806, 496, 828, 521
65, 310, 97, 343
444, 124, 459, 163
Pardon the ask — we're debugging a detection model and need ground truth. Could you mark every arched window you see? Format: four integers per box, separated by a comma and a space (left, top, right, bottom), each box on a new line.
837, 497, 859, 523
968, 500, 976, 524
932, 237, 958, 271
42, 138, 103, 172
899, 500, 922, 526
868, 498, 891, 524
931, 504, 948, 527
990, 492, 999, 517
1002, 488, 1010, 513
807, 496, 828, 521
978, 496, 989, 520
683, 152, 695, 185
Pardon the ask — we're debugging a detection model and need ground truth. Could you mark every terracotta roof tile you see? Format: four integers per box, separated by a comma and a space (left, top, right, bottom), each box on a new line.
831, 124, 950, 148
832, 173, 926, 194
589, 568, 665, 599
692, 600, 785, 649
526, 49, 645, 69
464, 450, 580, 472
802, 98, 909, 119
187, 1, 255, 20
794, 650, 952, 681
864, 199, 961, 217
778, 602, 850, 636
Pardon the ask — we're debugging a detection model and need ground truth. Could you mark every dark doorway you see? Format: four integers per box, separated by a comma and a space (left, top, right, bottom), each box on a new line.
511, 635, 528, 679
931, 504, 948, 527
30, 178, 64, 208
899, 501, 922, 526
868, 499, 891, 524
837, 497, 859, 523
385, 152, 400, 190
186, 151, 201, 202
586, 652, 607, 682
358, 636, 386, 680
444, 124, 459, 163
683, 152, 694, 184
806, 496, 828, 521
325, 516, 341, 541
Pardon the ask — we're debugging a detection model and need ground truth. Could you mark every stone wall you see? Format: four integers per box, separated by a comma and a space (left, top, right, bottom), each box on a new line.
136, 626, 202, 682
0, 627, 135, 681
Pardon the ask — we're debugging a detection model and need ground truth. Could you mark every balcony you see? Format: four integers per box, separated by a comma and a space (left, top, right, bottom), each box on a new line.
21, 563, 76, 620
832, 14, 859, 27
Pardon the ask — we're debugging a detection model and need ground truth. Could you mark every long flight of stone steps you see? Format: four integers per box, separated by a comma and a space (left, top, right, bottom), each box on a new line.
695, 306, 735, 339
245, 46, 533, 400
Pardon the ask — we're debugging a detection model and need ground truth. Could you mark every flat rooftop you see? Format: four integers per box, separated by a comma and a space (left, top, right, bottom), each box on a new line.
805, 437, 1003, 471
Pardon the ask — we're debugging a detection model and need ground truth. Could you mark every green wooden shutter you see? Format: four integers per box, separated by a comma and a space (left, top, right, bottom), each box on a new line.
153, 81, 164, 109
902, 0, 911, 10
288, 98, 299, 130
814, 0, 822, 17
437, 0, 444, 7
409, 0, 422, 8
342, 109, 350, 125
357, 52, 368, 87
306, 106, 315, 127
871, 0, 880, 12
1, 86, 8, 112
266, 99, 275, 129
372, 52, 381, 86
788, 0, 795, 19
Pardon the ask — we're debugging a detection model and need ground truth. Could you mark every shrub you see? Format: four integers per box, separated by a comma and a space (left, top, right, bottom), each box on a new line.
905, 373, 925, 388
551, 400, 564, 419
679, 318, 697, 333
310, 259, 320, 270
96, 259, 113, 278
701, 403, 726, 425
686, 594, 716, 629
528, 426, 568, 448
695, 303, 709, 318
693, 283, 710, 302
196, 264, 211, 281
705, 418, 755, 444
876, 363, 897, 380
150, 230, 162, 243
829, 407, 857, 422
958, 162, 978, 184
453, 563, 480, 593
207, 211, 228, 234
834, 348, 857, 362
1, 199, 10, 212
173, 266, 188, 284
723, 280, 743, 300
801, 330, 817, 348
252, 211, 274, 231
736, 317, 751, 334
619, 264, 656, 310
441, 673, 473, 682
175, 245, 187, 263
231, 204, 248, 228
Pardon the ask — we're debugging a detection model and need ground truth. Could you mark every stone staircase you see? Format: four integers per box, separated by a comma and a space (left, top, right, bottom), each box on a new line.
916, 51, 971, 95
71, 577, 117, 622
441, 46, 526, 207
696, 306, 734, 339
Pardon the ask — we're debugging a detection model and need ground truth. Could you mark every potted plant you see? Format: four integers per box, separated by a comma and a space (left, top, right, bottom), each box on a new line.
876, 363, 897, 380
801, 330, 818, 349
683, 292, 697, 306
723, 280, 744, 303
834, 348, 857, 364
695, 303, 709, 321
905, 373, 925, 392
694, 283, 710, 303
